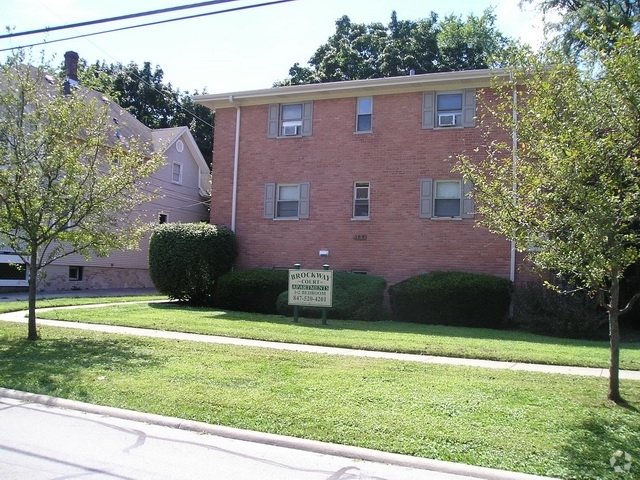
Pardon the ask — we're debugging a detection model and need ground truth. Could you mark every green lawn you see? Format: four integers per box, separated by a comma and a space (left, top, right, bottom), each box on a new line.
1, 298, 640, 479
34, 301, 640, 370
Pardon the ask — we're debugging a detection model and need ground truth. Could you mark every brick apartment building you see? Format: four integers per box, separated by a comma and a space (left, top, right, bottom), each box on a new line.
195, 69, 529, 286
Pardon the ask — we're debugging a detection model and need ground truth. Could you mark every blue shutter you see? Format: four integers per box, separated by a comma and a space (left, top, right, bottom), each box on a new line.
419, 179, 432, 218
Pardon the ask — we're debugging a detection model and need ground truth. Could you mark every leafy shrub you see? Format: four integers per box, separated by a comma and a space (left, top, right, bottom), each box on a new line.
388, 271, 513, 328
149, 223, 237, 305
276, 271, 387, 321
511, 282, 607, 340
216, 269, 288, 314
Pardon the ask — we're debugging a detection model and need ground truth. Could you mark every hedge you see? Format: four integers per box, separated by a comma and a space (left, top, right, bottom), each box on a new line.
388, 271, 513, 328
216, 268, 288, 314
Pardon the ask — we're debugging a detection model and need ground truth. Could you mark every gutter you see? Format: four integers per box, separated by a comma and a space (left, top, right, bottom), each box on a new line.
228, 95, 241, 233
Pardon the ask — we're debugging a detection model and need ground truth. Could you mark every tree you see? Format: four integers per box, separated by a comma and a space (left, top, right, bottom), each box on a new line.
77, 60, 214, 165
522, 0, 640, 53
275, 9, 510, 85
455, 30, 640, 403
0, 51, 164, 340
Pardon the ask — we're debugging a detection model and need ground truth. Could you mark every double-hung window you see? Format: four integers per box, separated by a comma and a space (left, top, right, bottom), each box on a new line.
264, 182, 310, 219
419, 178, 474, 219
353, 182, 370, 218
422, 90, 476, 129
172, 162, 183, 184
356, 97, 372, 132
268, 102, 313, 137
434, 180, 461, 217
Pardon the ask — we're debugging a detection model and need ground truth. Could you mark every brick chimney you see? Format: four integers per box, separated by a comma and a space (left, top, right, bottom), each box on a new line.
63, 51, 79, 94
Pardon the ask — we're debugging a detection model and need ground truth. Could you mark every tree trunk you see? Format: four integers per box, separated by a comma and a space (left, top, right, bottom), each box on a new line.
607, 275, 622, 403
26, 251, 38, 341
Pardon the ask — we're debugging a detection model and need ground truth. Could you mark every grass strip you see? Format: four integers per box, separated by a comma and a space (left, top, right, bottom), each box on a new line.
35, 302, 640, 370
0, 322, 638, 480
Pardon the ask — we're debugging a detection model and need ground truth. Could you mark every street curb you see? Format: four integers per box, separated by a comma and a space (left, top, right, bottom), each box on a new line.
0, 387, 559, 480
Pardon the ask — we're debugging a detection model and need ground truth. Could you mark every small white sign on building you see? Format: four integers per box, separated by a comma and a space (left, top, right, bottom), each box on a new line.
288, 268, 333, 308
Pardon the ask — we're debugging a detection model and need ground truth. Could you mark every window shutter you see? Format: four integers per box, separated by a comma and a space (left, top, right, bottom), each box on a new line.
298, 182, 310, 218
462, 179, 474, 218
264, 183, 275, 218
419, 179, 433, 218
462, 89, 476, 127
301, 102, 313, 136
267, 104, 279, 138
422, 92, 435, 129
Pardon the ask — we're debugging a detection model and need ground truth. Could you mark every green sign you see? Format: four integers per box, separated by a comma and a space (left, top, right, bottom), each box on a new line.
288, 269, 333, 307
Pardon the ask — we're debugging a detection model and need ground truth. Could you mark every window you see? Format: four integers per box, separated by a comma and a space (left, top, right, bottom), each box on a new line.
172, 162, 183, 184
419, 178, 474, 219
69, 266, 83, 281
277, 185, 300, 218
434, 180, 461, 217
264, 182, 310, 219
356, 97, 372, 132
268, 102, 313, 138
437, 93, 463, 127
422, 89, 476, 129
353, 182, 370, 218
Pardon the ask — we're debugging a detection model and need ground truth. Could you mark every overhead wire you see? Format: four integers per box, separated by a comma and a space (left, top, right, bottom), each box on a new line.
0, 0, 240, 40
0, 0, 296, 52
1, 0, 297, 142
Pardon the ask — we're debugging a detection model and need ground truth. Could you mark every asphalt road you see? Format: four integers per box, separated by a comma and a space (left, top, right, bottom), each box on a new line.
0, 396, 514, 480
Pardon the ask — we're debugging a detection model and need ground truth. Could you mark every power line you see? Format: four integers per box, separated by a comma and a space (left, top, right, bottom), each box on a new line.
0, 0, 239, 40
0, 0, 296, 53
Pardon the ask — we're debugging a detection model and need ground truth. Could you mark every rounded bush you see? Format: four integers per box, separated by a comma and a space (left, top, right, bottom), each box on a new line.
216, 269, 288, 314
276, 271, 387, 321
388, 271, 513, 328
148, 223, 237, 305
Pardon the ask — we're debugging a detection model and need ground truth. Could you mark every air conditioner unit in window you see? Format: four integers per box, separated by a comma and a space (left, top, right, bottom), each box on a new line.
283, 125, 300, 136
438, 113, 457, 127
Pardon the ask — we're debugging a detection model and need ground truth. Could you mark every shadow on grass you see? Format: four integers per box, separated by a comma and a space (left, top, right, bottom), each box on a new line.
559, 409, 640, 480
0, 334, 162, 402
147, 302, 640, 351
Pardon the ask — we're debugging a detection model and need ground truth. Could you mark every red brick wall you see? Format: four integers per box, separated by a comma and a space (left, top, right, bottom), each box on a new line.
211, 89, 530, 286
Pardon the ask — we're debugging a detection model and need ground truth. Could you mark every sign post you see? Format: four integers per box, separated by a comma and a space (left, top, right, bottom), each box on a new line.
288, 264, 333, 325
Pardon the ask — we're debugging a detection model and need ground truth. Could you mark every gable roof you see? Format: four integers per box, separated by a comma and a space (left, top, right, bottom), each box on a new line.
152, 126, 211, 197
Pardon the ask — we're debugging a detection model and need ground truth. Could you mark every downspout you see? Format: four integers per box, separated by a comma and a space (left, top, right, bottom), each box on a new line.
510, 76, 518, 283
229, 95, 241, 232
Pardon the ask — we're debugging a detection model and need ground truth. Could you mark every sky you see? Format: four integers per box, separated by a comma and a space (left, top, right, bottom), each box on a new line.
2, 0, 549, 95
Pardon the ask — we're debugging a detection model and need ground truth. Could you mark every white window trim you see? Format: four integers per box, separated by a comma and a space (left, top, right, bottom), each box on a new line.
352, 181, 370, 220
355, 97, 373, 133
433, 179, 462, 218
171, 162, 183, 185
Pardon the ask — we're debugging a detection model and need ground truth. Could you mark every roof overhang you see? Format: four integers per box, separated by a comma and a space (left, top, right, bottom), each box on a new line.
193, 68, 508, 111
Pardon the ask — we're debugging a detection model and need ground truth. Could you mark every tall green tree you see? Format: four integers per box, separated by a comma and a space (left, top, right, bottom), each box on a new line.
276, 9, 510, 85
0, 52, 164, 340
522, 0, 640, 53
455, 31, 640, 403
77, 60, 214, 165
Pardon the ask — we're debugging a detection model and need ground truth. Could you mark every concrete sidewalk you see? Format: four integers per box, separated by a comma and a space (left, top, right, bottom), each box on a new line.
1, 306, 640, 380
